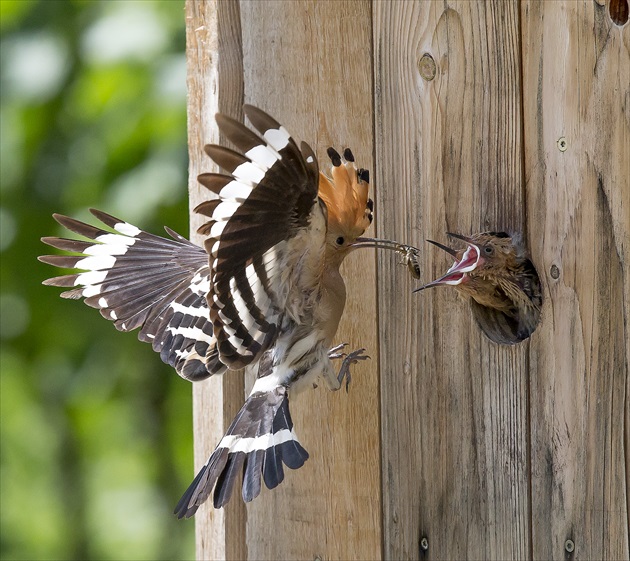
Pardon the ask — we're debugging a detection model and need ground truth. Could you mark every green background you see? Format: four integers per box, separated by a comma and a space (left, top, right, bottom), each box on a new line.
1, 1, 197, 558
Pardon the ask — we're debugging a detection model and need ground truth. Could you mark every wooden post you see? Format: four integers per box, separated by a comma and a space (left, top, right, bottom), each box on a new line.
521, 2, 630, 559
186, 1, 381, 560
185, 1, 629, 559
374, 2, 531, 558
186, 2, 247, 559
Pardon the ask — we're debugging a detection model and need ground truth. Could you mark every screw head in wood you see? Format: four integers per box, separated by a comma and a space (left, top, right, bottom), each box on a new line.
565, 539, 575, 553
418, 53, 436, 81
557, 137, 568, 152
420, 537, 429, 551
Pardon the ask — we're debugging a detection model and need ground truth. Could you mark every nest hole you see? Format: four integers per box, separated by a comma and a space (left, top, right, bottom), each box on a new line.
469, 258, 543, 345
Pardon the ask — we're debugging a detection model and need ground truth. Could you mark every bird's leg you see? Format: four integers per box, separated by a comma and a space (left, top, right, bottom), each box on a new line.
328, 346, 370, 392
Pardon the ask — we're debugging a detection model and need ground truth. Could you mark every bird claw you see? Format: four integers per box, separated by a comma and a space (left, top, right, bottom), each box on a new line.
336, 348, 370, 392
328, 342, 348, 360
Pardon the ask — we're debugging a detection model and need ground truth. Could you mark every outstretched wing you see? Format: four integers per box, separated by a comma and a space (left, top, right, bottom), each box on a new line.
39, 210, 225, 381
195, 105, 324, 369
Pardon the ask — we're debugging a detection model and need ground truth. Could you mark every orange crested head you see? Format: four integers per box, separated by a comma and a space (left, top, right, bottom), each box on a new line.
318, 147, 372, 241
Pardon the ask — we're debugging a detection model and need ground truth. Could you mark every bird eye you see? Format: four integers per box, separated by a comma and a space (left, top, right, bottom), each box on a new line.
484, 246, 494, 255
336, 237, 345, 246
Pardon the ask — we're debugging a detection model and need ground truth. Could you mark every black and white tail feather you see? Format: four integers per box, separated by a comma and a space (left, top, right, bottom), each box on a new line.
175, 355, 308, 515
40, 105, 371, 517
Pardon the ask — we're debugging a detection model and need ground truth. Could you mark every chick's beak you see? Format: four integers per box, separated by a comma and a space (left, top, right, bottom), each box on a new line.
413, 234, 481, 292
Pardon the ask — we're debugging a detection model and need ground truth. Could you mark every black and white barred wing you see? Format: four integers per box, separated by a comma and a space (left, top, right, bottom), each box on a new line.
39, 209, 225, 381
195, 105, 324, 370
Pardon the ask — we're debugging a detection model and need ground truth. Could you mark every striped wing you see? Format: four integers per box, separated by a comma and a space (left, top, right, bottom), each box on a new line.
195, 105, 323, 369
39, 210, 225, 381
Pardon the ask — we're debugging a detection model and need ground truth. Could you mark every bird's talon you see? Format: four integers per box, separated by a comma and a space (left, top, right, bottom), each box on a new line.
336, 348, 369, 392
328, 342, 348, 354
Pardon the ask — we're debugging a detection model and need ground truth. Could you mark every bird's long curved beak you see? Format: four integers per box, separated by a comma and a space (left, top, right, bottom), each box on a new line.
352, 237, 419, 255
413, 234, 481, 292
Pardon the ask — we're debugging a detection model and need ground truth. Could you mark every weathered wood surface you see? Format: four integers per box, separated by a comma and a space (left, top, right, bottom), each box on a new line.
186, 2, 246, 559
239, 2, 381, 560
521, 1, 630, 559
187, 1, 381, 560
186, 0, 629, 559
374, 2, 531, 559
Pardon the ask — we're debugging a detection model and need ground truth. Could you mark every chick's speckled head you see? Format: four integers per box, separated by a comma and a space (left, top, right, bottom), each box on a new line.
416, 231, 542, 344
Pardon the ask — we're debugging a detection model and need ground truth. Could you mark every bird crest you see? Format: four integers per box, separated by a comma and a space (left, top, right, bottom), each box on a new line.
317, 147, 372, 238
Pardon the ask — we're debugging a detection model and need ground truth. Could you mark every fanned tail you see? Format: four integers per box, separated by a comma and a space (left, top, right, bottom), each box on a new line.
174, 383, 308, 518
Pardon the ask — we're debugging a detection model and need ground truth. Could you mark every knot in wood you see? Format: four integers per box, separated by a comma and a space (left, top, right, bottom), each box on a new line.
418, 53, 436, 81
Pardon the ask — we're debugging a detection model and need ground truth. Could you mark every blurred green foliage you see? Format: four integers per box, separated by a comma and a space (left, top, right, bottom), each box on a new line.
1, 1, 196, 559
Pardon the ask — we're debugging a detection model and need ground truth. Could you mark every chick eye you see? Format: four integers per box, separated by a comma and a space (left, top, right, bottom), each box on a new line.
484, 246, 494, 255
336, 237, 345, 246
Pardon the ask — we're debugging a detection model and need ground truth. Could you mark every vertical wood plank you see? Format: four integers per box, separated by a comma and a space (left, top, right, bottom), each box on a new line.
521, 1, 630, 559
185, 2, 247, 559
237, 1, 381, 560
187, 0, 381, 559
373, 2, 530, 559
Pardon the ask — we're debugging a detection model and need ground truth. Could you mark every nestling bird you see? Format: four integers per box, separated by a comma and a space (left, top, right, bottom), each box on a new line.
39, 105, 409, 517
416, 232, 542, 342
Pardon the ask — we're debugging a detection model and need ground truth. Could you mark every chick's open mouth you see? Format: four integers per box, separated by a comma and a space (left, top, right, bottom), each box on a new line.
414, 236, 481, 292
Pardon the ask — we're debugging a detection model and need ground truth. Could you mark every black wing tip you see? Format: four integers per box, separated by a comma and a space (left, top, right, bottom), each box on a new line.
38, 255, 64, 266
88, 208, 122, 227
343, 148, 355, 162
40, 236, 58, 245
52, 213, 78, 228
243, 104, 280, 128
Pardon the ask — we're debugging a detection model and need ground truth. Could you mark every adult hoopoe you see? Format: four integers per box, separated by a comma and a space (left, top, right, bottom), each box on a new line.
39, 105, 415, 518
415, 232, 542, 342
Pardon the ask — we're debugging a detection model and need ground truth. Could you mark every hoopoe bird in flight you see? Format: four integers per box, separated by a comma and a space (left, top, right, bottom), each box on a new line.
39, 105, 415, 518
415, 232, 542, 342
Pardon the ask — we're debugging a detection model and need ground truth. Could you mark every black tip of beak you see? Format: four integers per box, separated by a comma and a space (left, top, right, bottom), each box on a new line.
426, 239, 458, 257
413, 282, 440, 294
446, 232, 470, 243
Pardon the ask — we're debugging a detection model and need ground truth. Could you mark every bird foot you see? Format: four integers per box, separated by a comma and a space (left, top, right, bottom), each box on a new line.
336, 347, 369, 392
328, 342, 348, 360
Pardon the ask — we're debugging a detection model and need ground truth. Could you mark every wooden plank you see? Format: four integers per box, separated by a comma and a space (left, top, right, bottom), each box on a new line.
186, 1, 380, 559
373, 2, 531, 559
521, 1, 630, 559
237, 1, 381, 560
185, 2, 247, 559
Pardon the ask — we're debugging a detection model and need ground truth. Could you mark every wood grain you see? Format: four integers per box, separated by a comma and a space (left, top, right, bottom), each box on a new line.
186, 1, 381, 559
521, 1, 629, 559
185, 2, 247, 559
185, 0, 629, 558
239, 2, 381, 559
373, 2, 530, 559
